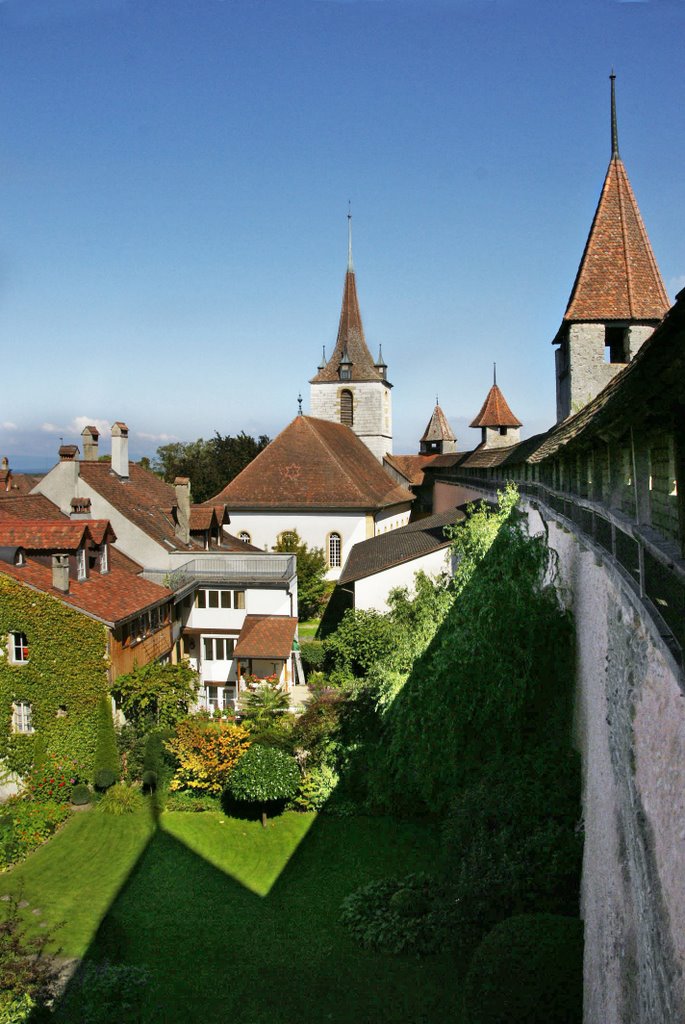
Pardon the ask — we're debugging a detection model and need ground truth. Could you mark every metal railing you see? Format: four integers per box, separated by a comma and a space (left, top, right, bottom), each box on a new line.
140, 553, 296, 591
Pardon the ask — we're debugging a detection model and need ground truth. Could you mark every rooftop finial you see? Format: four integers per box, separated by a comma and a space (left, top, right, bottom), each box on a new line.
493, 362, 497, 386
297, 393, 303, 416
347, 201, 354, 273
318, 345, 326, 370
436, 394, 439, 406
610, 70, 619, 158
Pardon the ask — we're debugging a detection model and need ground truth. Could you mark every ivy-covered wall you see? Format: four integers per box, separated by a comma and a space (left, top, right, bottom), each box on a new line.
0, 575, 110, 777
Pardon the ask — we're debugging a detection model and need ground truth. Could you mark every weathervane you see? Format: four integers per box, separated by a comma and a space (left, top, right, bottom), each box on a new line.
297, 393, 303, 416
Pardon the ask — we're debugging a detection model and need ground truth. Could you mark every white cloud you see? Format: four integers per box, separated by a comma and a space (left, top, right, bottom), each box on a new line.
41, 416, 112, 437
1, 422, 17, 431
136, 431, 178, 443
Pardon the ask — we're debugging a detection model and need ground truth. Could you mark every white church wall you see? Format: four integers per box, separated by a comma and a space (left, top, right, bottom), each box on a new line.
354, 548, 450, 613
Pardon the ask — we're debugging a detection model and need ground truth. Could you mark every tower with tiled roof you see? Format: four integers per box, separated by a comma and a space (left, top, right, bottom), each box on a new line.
554, 74, 669, 422
309, 214, 392, 461
470, 368, 522, 449
419, 399, 457, 455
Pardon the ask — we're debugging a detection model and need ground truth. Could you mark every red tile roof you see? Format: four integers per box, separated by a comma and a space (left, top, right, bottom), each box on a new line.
234, 615, 298, 660
190, 506, 216, 532
0, 558, 170, 626
309, 270, 384, 384
0, 495, 65, 521
470, 385, 521, 428
208, 416, 413, 511
0, 474, 42, 497
78, 462, 197, 551
0, 520, 115, 551
384, 453, 449, 487
559, 155, 668, 331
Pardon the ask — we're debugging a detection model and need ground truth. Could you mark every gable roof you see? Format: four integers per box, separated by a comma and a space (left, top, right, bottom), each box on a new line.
76, 462, 197, 551
208, 416, 413, 511
310, 268, 384, 384
0, 495, 65, 521
470, 384, 522, 428
420, 404, 456, 444
338, 508, 464, 585
384, 453, 457, 487
234, 615, 298, 660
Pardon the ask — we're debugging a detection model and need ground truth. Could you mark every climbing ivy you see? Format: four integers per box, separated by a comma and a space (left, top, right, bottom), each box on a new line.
0, 576, 110, 777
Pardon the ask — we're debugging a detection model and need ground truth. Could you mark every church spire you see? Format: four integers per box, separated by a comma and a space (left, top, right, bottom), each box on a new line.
610, 70, 619, 158
347, 202, 354, 273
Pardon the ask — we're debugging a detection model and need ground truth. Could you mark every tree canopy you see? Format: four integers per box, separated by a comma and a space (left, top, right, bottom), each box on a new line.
153, 431, 270, 504
273, 530, 329, 620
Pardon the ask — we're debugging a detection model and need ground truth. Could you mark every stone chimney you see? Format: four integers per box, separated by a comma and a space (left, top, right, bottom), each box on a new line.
1, 457, 11, 493
174, 477, 191, 545
81, 425, 100, 462
58, 444, 80, 492
52, 553, 70, 594
70, 497, 92, 520
111, 422, 129, 478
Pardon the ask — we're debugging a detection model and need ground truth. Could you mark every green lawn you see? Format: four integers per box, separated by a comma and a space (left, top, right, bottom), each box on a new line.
3, 806, 463, 1023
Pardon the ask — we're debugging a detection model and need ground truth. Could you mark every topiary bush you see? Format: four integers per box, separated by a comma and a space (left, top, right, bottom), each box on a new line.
96, 783, 143, 816
340, 873, 449, 956
92, 698, 119, 790
70, 783, 91, 806
463, 914, 584, 1024
225, 745, 299, 822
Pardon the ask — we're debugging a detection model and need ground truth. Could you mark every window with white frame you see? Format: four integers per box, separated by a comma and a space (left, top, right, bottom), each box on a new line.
10, 632, 29, 664
12, 701, 33, 733
100, 544, 108, 574
328, 532, 342, 568
195, 589, 244, 610
202, 636, 235, 661
76, 547, 86, 581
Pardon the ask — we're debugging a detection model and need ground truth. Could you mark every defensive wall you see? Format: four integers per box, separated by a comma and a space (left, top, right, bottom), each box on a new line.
429, 290, 685, 1023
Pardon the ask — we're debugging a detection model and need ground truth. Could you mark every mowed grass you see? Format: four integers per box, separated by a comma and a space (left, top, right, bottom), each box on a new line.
4, 807, 463, 1023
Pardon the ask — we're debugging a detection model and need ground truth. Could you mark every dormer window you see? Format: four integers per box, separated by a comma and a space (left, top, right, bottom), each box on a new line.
340, 367, 351, 381
76, 548, 87, 581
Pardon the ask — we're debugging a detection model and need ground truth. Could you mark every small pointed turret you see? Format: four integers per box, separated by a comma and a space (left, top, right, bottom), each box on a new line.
553, 74, 669, 421
470, 376, 521, 450
420, 401, 457, 455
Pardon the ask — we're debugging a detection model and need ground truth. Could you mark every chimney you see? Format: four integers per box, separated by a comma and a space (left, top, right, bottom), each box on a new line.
174, 477, 191, 545
70, 497, 92, 520
111, 422, 129, 478
81, 425, 100, 462
52, 553, 70, 594
0, 457, 11, 493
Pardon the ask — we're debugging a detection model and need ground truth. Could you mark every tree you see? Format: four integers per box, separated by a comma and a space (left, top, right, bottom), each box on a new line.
112, 662, 199, 730
323, 608, 400, 680
153, 431, 270, 504
165, 719, 251, 795
272, 530, 328, 620
225, 745, 299, 825
93, 696, 120, 790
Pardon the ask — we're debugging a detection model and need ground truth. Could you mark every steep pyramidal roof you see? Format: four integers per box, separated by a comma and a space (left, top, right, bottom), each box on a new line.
556, 75, 668, 337
207, 416, 412, 511
420, 403, 456, 444
310, 217, 386, 384
470, 384, 521, 429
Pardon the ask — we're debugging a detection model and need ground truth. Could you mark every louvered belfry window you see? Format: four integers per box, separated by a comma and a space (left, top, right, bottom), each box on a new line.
340, 390, 353, 427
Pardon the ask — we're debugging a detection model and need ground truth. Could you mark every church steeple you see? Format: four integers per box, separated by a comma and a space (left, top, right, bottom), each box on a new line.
553, 74, 669, 422
309, 215, 393, 461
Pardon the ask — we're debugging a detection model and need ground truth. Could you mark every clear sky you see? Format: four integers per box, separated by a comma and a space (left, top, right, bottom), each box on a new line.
2, 0, 684, 467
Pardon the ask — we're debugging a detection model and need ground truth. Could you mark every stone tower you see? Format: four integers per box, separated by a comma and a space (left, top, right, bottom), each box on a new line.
419, 400, 457, 455
309, 216, 392, 461
554, 74, 669, 422
470, 369, 521, 450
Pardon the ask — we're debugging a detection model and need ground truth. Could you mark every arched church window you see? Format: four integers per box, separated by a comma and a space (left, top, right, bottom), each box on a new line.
340, 390, 353, 428
328, 532, 342, 568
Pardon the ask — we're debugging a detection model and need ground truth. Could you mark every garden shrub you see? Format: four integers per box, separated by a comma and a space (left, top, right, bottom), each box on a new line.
142, 728, 175, 786
323, 609, 402, 679
300, 640, 324, 675
292, 687, 345, 769
0, 799, 70, 866
57, 960, 150, 1024
96, 783, 143, 816
0, 892, 61, 1017
70, 783, 91, 806
0, 992, 37, 1024
166, 719, 251, 795
340, 873, 448, 955
92, 698, 119, 790
164, 790, 221, 813
226, 745, 299, 811
28, 753, 79, 804
463, 914, 584, 1024
291, 764, 339, 811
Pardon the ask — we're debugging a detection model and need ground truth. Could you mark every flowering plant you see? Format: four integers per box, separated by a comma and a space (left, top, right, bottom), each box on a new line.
28, 754, 80, 804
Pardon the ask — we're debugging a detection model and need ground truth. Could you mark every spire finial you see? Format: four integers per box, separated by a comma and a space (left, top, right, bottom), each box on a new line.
297, 393, 303, 416
493, 362, 497, 386
318, 345, 326, 370
347, 201, 354, 273
436, 394, 439, 406
610, 70, 619, 158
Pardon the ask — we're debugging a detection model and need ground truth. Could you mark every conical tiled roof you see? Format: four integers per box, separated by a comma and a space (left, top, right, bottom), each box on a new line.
470, 385, 521, 428
420, 404, 456, 444
310, 269, 384, 384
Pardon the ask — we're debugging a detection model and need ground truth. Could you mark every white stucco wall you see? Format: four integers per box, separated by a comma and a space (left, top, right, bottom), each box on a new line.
353, 548, 450, 613
374, 503, 412, 534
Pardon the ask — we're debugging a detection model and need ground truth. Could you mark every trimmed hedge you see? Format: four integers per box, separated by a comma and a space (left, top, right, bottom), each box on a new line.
463, 914, 584, 1024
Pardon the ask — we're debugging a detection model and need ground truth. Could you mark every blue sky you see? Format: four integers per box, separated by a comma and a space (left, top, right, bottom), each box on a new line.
2, 0, 684, 467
